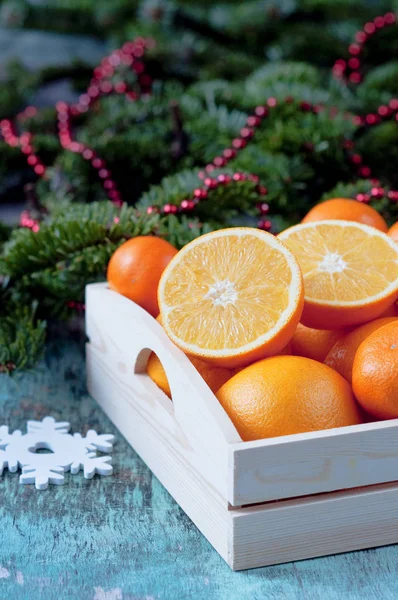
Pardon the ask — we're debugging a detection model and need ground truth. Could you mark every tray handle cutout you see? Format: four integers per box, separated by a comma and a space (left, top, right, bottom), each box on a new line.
85, 283, 242, 449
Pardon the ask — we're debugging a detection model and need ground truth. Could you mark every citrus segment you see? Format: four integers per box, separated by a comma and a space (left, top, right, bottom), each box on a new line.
216, 356, 361, 441
279, 220, 398, 329
158, 228, 304, 368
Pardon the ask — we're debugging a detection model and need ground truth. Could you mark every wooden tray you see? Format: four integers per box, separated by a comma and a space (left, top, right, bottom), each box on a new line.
85, 282, 398, 570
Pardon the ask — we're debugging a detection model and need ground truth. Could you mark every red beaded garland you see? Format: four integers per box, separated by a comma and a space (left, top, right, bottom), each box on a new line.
333, 12, 397, 83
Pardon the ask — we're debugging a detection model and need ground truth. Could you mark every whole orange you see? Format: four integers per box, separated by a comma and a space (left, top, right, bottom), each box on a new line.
147, 352, 234, 398
353, 321, 398, 419
291, 323, 345, 362
216, 356, 361, 441
107, 236, 178, 317
324, 317, 398, 382
302, 198, 388, 232
388, 222, 398, 244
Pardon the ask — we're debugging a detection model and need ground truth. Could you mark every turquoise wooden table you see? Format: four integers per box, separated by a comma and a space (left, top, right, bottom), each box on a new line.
1, 327, 398, 600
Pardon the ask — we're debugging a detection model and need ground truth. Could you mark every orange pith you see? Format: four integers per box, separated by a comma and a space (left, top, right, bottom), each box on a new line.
278, 220, 398, 329
158, 227, 304, 368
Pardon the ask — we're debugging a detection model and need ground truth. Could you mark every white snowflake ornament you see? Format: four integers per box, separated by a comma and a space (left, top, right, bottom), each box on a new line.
0, 416, 115, 490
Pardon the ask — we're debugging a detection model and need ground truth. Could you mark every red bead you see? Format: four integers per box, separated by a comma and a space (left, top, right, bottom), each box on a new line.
70, 142, 83, 153
240, 127, 254, 139
103, 180, 114, 189
349, 44, 361, 55
348, 58, 360, 70
194, 188, 203, 198
205, 164, 215, 173
351, 154, 362, 164
82, 149, 94, 160
257, 219, 272, 231
300, 102, 312, 112
359, 166, 371, 177
213, 156, 226, 167
387, 191, 398, 201
223, 148, 236, 159
21, 145, 33, 154
56, 101, 68, 112
92, 158, 104, 168
355, 31, 367, 43
232, 138, 247, 149
34, 165, 45, 175
247, 116, 261, 127
257, 186, 268, 196
232, 173, 244, 182
364, 22, 376, 34
27, 155, 38, 165
374, 16, 385, 28
352, 115, 363, 126
365, 114, 379, 125
267, 97, 277, 107
254, 106, 269, 118
378, 105, 390, 117
163, 204, 171, 214
204, 178, 217, 189
133, 62, 145, 74
248, 174, 260, 183
169, 205, 178, 214
349, 72, 362, 84
384, 12, 396, 25
88, 86, 100, 98
181, 200, 194, 210
389, 99, 398, 110
98, 169, 110, 179
257, 203, 270, 214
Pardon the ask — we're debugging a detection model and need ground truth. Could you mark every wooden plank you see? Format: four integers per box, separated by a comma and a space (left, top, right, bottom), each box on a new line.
86, 343, 231, 563
231, 481, 398, 570
229, 419, 398, 506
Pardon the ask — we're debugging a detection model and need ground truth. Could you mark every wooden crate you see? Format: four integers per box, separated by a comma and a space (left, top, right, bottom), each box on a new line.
85, 282, 398, 570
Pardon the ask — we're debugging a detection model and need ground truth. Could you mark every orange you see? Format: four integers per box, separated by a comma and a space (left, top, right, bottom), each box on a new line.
291, 323, 345, 362
353, 321, 398, 419
216, 356, 361, 441
302, 198, 388, 232
147, 352, 233, 398
107, 236, 178, 317
278, 220, 398, 329
388, 222, 398, 244
324, 317, 398, 382
158, 228, 304, 368
379, 302, 398, 317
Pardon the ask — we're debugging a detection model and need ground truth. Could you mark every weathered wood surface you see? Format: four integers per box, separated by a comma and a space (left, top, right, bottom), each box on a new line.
2, 329, 398, 599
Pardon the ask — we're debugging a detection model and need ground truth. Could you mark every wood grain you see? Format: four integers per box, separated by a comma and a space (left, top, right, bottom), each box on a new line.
231, 482, 398, 570
230, 419, 398, 505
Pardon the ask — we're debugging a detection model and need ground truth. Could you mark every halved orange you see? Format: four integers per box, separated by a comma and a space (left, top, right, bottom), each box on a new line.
158, 227, 304, 368
279, 220, 398, 329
